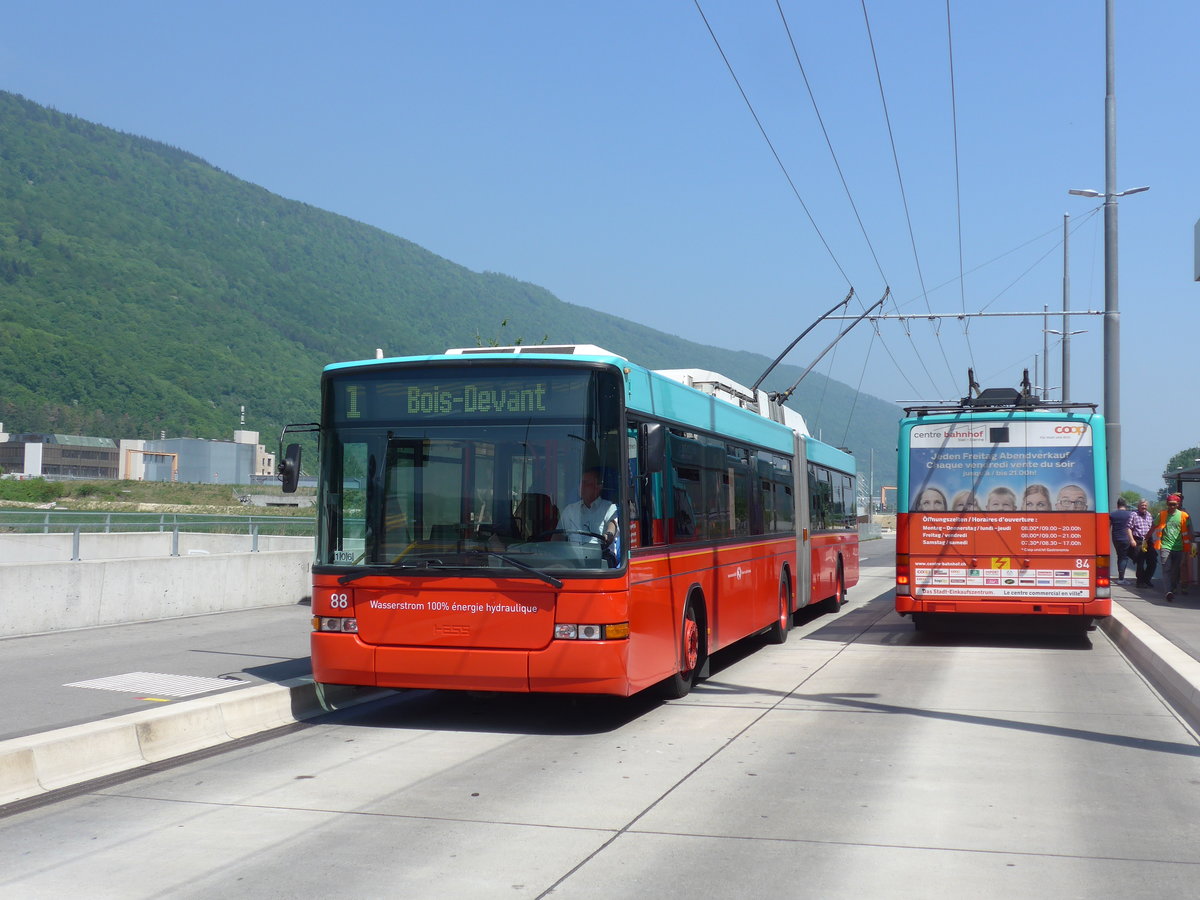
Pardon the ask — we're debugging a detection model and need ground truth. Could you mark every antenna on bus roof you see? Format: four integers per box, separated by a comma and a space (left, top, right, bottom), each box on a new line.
750, 289, 854, 396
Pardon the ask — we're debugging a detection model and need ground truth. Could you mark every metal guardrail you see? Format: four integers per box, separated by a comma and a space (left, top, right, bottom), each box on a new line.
0, 510, 315, 560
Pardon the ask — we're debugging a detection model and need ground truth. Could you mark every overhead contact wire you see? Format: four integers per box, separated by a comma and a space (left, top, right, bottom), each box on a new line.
861, 0, 956, 396
694, 0, 853, 287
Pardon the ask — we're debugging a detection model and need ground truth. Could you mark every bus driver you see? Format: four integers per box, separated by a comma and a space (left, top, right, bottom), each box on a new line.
559, 467, 619, 562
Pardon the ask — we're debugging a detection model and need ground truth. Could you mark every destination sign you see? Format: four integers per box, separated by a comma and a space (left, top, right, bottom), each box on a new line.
328, 367, 603, 423
404, 382, 548, 415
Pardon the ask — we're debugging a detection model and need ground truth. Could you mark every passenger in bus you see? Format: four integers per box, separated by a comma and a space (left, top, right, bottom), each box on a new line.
950, 490, 980, 511
1055, 484, 1090, 511
914, 487, 947, 511
513, 492, 558, 541
985, 486, 1018, 511
559, 467, 619, 562
1022, 483, 1052, 511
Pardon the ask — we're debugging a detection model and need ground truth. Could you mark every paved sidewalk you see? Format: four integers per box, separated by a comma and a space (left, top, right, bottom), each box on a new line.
1105, 579, 1200, 665
1100, 579, 1200, 738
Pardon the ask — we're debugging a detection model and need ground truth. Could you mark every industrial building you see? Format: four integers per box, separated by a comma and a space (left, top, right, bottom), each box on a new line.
0, 423, 274, 485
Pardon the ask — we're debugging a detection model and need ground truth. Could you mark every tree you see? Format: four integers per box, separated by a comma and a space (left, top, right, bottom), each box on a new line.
1154, 446, 1200, 503
1162, 446, 1200, 477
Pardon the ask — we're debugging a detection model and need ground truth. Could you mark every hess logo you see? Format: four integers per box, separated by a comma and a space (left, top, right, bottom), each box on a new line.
434, 624, 469, 636
1053, 425, 1086, 434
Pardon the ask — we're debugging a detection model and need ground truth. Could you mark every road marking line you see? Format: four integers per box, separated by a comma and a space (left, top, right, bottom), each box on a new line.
64, 672, 246, 697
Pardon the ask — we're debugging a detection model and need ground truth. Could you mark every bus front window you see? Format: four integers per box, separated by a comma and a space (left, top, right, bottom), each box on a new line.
317, 365, 625, 575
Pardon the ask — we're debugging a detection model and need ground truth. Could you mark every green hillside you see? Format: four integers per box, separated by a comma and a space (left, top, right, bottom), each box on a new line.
0, 91, 901, 488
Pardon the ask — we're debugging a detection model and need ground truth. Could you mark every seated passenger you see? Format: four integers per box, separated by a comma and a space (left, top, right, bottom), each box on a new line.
514, 492, 558, 541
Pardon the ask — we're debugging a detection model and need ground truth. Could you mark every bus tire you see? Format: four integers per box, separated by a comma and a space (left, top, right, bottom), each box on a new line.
822, 560, 845, 614
658, 597, 705, 699
912, 613, 933, 632
765, 575, 791, 644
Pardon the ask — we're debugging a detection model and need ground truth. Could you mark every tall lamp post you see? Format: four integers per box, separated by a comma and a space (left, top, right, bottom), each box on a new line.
1067, 0, 1148, 506
1069, 178, 1148, 501
1062, 213, 1071, 403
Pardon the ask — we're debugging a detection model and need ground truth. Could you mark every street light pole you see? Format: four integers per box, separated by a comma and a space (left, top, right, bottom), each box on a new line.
1062, 213, 1071, 403
1042, 305, 1049, 400
1068, 0, 1148, 507
1104, 0, 1119, 507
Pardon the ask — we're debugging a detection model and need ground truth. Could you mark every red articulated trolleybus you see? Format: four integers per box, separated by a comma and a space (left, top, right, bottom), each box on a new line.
280, 345, 859, 698
895, 374, 1110, 631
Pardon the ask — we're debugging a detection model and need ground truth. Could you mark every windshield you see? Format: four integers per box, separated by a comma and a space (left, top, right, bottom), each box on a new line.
316, 363, 625, 575
907, 418, 1096, 513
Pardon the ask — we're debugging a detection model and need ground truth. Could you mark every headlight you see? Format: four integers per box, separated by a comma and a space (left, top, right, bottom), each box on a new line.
554, 622, 629, 640
313, 617, 359, 633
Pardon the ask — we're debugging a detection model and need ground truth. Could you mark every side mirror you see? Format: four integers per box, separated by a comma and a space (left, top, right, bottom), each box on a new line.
279, 443, 302, 493
642, 423, 665, 474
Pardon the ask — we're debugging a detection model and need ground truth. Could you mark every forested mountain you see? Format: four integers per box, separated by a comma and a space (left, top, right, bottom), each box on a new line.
0, 91, 901, 488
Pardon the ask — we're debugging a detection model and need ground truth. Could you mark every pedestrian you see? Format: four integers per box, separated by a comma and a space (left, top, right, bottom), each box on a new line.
1152, 494, 1196, 602
1109, 497, 1135, 585
1131, 498, 1156, 587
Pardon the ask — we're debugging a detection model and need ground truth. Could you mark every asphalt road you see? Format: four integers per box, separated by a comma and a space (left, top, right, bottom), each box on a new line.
4, 548, 1199, 899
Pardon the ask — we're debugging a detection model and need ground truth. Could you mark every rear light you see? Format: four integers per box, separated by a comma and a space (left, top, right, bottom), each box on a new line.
896, 553, 911, 596
554, 622, 629, 641
1095, 555, 1110, 595
313, 616, 359, 633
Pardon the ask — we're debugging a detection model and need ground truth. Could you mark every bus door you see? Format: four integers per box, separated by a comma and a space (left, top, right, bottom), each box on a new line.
793, 433, 812, 606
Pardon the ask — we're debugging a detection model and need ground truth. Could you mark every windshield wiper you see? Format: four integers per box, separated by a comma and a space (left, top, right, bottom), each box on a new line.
334, 553, 562, 589
467, 551, 563, 588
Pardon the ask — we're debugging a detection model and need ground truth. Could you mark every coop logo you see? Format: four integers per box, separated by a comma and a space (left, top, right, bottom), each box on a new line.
1054, 425, 1087, 434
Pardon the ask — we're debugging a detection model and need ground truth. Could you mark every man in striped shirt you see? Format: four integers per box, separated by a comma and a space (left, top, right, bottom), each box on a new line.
1131, 498, 1156, 587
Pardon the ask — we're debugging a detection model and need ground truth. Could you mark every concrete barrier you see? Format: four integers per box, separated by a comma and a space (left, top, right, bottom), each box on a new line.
0, 548, 312, 637
0, 679, 392, 806
0, 531, 311, 563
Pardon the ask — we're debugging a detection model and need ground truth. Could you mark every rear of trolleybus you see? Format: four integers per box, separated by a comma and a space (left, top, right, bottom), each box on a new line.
290, 347, 650, 696
895, 387, 1110, 631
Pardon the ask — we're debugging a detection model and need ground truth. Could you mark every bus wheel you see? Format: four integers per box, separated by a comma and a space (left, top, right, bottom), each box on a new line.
765, 577, 791, 644
823, 562, 845, 614
912, 613, 932, 632
659, 601, 703, 699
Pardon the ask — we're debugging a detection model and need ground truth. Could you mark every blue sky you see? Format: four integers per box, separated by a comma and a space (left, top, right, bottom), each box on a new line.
3, 1, 1196, 491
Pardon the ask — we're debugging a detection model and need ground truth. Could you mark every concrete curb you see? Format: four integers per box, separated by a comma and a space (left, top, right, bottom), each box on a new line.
0, 679, 391, 806
1101, 604, 1200, 736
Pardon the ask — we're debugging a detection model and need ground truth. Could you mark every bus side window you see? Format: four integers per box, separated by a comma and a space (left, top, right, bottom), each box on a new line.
629, 420, 665, 548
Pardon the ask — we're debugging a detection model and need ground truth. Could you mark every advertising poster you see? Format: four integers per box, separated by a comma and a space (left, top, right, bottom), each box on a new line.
906, 419, 1098, 600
